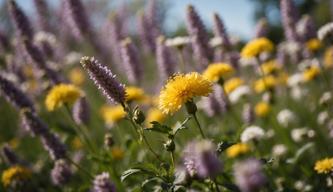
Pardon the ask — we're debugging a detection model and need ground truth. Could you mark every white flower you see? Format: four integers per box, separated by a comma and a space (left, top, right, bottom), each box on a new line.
291, 128, 310, 142
272, 144, 287, 157
265, 129, 275, 139
241, 125, 265, 142
317, 111, 329, 125
277, 109, 296, 127
317, 22, 333, 41
290, 86, 307, 101
34, 31, 57, 45
229, 85, 251, 104
287, 73, 304, 87
294, 180, 313, 191
319, 92, 332, 105
64, 52, 83, 65
240, 57, 257, 67
209, 37, 222, 47
165, 36, 191, 47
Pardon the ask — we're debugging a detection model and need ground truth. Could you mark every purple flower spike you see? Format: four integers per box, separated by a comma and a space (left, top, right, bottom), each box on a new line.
20, 109, 48, 136
40, 132, 67, 160
156, 36, 176, 81
93, 172, 116, 192
1, 144, 22, 165
51, 159, 72, 186
80, 56, 125, 105
72, 97, 90, 125
255, 18, 269, 38
33, 0, 51, 32
280, 0, 300, 42
296, 15, 316, 41
213, 13, 231, 50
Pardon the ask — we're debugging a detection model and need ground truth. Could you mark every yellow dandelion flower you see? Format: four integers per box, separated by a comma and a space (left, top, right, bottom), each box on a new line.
314, 158, 333, 174
145, 108, 166, 126
255, 101, 271, 118
203, 63, 234, 82
159, 72, 213, 114
2, 166, 32, 187
111, 146, 124, 160
100, 105, 126, 126
254, 75, 277, 93
324, 47, 333, 69
226, 143, 250, 158
306, 38, 321, 52
224, 77, 244, 94
45, 84, 82, 111
241, 38, 274, 58
303, 66, 320, 82
69, 67, 85, 86
125, 86, 146, 102
261, 60, 281, 75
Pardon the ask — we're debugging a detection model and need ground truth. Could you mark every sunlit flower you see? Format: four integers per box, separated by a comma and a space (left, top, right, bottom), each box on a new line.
272, 144, 287, 157
226, 143, 250, 158
261, 60, 281, 75
100, 105, 126, 126
303, 66, 320, 82
203, 63, 234, 82
291, 127, 315, 142
314, 158, 333, 174
229, 86, 251, 103
241, 125, 265, 142
125, 86, 146, 103
145, 108, 166, 126
224, 77, 244, 94
254, 102, 271, 118
69, 67, 85, 86
45, 84, 82, 111
254, 75, 277, 93
277, 109, 296, 127
241, 37, 274, 58
306, 38, 321, 51
2, 166, 32, 187
159, 72, 213, 114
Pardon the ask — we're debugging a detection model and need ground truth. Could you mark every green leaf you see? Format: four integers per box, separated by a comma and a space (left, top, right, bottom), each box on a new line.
144, 121, 172, 134
172, 117, 191, 135
286, 142, 314, 164
121, 168, 145, 182
121, 163, 159, 182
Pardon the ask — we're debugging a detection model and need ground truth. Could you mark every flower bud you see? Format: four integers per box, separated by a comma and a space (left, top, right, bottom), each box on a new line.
104, 133, 114, 148
164, 139, 175, 152
132, 108, 145, 124
185, 101, 197, 115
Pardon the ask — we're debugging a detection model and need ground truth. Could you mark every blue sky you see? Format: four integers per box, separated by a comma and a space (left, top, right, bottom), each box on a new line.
2, 0, 256, 39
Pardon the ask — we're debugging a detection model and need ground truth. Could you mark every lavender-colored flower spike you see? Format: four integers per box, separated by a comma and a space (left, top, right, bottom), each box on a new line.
183, 140, 222, 179
33, 0, 51, 32
93, 172, 116, 192
0, 73, 34, 111
202, 94, 222, 117
186, 5, 213, 69
2, 144, 22, 165
296, 15, 316, 41
242, 103, 255, 125
156, 36, 176, 81
255, 18, 269, 38
51, 159, 72, 186
120, 38, 143, 84
80, 56, 125, 104
108, 13, 125, 66
72, 97, 90, 125
280, 0, 300, 42
213, 13, 231, 50
234, 158, 266, 192
20, 109, 49, 136
138, 12, 157, 53
40, 132, 67, 160
0, 29, 10, 53
7, 0, 34, 40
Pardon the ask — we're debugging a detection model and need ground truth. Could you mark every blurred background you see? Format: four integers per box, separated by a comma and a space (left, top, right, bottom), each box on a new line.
0, 0, 331, 42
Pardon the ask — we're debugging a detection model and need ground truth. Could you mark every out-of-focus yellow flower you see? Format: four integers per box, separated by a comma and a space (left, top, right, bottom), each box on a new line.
71, 137, 83, 149
111, 146, 124, 160
314, 158, 333, 174
8, 139, 19, 149
261, 60, 281, 75
303, 66, 320, 82
69, 67, 85, 86
241, 38, 274, 58
224, 77, 244, 94
159, 72, 212, 114
203, 63, 234, 82
22, 65, 34, 78
255, 101, 271, 117
145, 108, 166, 126
45, 84, 82, 111
226, 143, 250, 158
324, 47, 333, 68
254, 75, 277, 93
306, 38, 321, 52
125, 86, 146, 102
2, 166, 32, 187
100, 105, 126, 126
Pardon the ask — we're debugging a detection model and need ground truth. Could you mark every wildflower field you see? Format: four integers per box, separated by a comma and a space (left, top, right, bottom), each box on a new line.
1, 0, 333, 191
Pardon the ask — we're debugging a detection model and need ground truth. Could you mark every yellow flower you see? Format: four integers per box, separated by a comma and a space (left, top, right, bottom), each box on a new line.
69, 67, 85, 86
254, 75, 277, 93
8, 139, 19, 149
111, 146, 124, 160
303, 66, 320, 82
159, 72, 213, 114
45, 84, 82, 111
71, 137, 83, 149
224, 77, 244, 94
261, 60, 281, 75
125, 86, 146, 102
203, 63, 234, 82
2, 166, 32, 187
306, 38, 321, 52
100, 105, 126, 126
226, 143, 250, 158
241, 38, 274, 58
255, 101, 271, 117
314, 158, 333, 174
145, 108, 166, 126
324, 47, 333, 68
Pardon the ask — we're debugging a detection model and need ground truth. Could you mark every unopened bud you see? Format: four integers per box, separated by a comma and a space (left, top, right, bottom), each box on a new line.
104, 133, 114, 147
164, 139, 175, 152
133, 108, 145, 124
185, 101, 197, 115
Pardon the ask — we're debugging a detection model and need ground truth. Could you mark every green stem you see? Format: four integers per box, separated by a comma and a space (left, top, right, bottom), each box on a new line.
66, 156, 94, 180
213, 178, 221, 192
192, 113, 206, 138
170, 152, 175, 169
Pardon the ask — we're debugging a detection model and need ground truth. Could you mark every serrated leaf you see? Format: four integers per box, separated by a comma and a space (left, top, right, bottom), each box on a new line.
144, 121, 172, 134
121, 168, 145, 182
